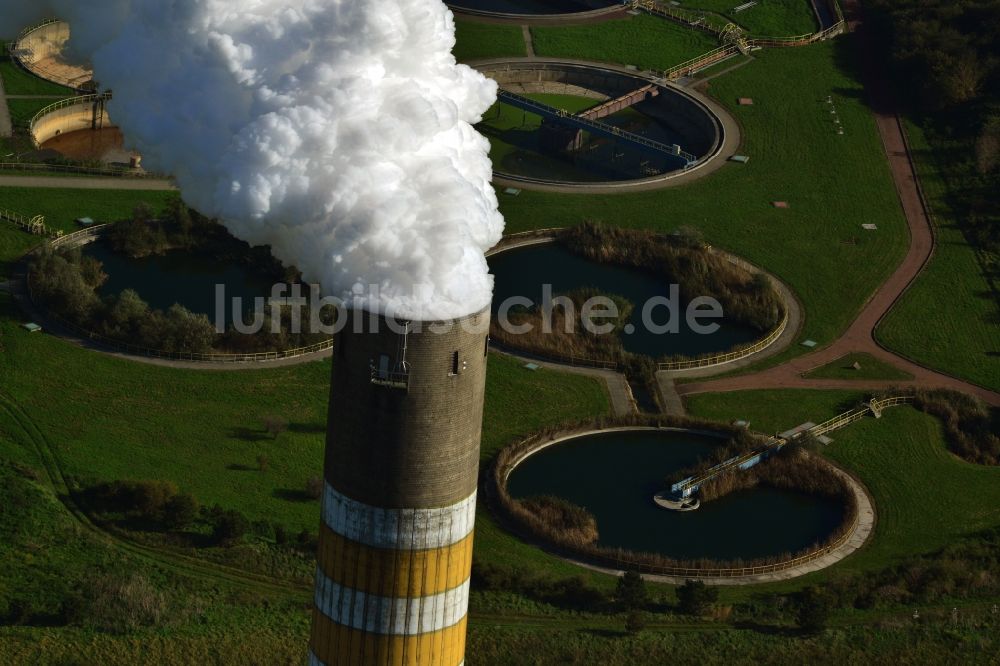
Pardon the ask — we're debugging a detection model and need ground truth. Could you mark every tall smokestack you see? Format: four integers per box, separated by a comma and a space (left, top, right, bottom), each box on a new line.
310, 307, 490, 666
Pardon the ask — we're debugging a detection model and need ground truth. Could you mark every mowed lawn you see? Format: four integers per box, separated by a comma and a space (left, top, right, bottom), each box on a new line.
686, 389, 1000, 574
0, 285, 609, 536
453, 19, 526, 63
0, 58, 73, 96
0, 187, 176, 235
531, 15, 719, 72
875, 122, 1000, 392
496, 41, 909, 353
685, 0, 819, 36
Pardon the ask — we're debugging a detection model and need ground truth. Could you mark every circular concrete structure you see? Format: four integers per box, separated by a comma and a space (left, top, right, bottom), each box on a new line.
476, 59, 737, 192
12, 20, 93, 89
492, 426, 873, 584
29, 96, 138, 166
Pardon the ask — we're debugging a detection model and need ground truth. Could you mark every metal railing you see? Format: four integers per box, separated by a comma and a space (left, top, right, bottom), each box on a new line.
662, 44, 741, 81
28, 93, 112, 145
497, 89, 697, 164
658, 309, 788, 371
671, 394, 915, 497
11, 18, 62, 51
0, 208, 52, 236
0, 162, 157, 178
586, 509, 859, 577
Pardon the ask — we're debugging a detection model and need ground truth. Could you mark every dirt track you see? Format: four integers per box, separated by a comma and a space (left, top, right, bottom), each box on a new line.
678, 4, 1000, 408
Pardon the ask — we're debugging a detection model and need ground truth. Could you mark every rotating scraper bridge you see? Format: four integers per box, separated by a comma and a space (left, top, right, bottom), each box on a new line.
496, 88, 697, 169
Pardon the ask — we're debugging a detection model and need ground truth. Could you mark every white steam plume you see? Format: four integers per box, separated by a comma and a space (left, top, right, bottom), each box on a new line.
2, 1, 504, 320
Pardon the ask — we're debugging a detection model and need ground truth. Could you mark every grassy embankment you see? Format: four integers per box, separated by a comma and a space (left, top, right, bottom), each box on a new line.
686, 389, 1000, 576
453, 19, 527, 64
875, 121, 1000, 392
531, 15, 718, 72
686, 0, 820, 37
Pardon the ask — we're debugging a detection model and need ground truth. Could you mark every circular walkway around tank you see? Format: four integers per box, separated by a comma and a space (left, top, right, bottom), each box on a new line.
494, 426, 875, 585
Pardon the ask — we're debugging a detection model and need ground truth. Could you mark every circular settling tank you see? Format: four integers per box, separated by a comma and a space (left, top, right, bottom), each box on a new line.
476, 62, 726, 188
488, 243, 761, 359
83, 239, 278, 328
507, 430, 846, 562
41, 127, 131, 163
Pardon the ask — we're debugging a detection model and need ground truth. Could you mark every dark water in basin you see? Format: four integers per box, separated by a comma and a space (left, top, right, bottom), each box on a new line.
507, 430, 845, 561
488, 243, 760, 359
449, 0, 616, 15
83, 239, 276, 327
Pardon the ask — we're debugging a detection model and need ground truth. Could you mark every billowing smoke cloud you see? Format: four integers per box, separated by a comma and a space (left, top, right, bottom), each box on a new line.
2, 1, 504, 320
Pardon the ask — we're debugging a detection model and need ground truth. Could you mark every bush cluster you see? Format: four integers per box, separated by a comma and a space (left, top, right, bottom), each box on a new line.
911, 389, 1000, 465
472, 561, 608, 611
29, 201, 334, 355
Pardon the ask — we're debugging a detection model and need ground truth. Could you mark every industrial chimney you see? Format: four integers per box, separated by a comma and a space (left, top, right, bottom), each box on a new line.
309, 307, 490, 666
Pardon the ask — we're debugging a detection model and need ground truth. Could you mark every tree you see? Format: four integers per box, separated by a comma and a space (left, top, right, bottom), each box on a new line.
796, 586, 833, 633
676, 579, 718, 616
615, 570, 648, 610
305, 476, 323, 500
624, 610, 647, 635
212, 510, 249, 545
162, 493, 198, 530
263, 415, 288, 440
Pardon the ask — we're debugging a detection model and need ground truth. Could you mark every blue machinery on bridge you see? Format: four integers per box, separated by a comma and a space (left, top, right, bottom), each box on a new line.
496, 89, 697, 168
668, 396, 915, 502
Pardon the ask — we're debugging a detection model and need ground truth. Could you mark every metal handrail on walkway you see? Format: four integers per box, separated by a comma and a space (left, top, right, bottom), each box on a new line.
658, 309, 788, 371
671, 394, 915, 498
0, 208, 52, 236
497, 89, 697, 164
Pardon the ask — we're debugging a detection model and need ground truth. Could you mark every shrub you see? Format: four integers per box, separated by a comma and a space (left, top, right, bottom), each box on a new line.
677, 579, 718, 616
516, 495, 599, 545
263, 416, 288, 440
305, 476, 323, 500
624, 610, 647, 635
256, 454, 270, 472
82, 573, 166, 634
212, 510, 250, 545
796, 586, 833, 633
162, 493, 198, 530
615, 571, 648, 611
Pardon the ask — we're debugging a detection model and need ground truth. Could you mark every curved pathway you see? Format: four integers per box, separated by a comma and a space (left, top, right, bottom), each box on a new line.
0, 174, 175, 190
678, 7, 1000, 408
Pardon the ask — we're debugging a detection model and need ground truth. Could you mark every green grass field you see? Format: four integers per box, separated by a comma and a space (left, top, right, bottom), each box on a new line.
0, 188, 176, 235
875, 122, 1000, 392
530, 15, 719, 72
0, 297, 608, 535
0, 59, 73, 96
684, 0, 819, 36
1, 12, 997, 663
803, 353, 914, 381
496, 41, 908, 353
686, 389, 1000, 573
453, 19, 527, 63
5, 98, 53, 129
